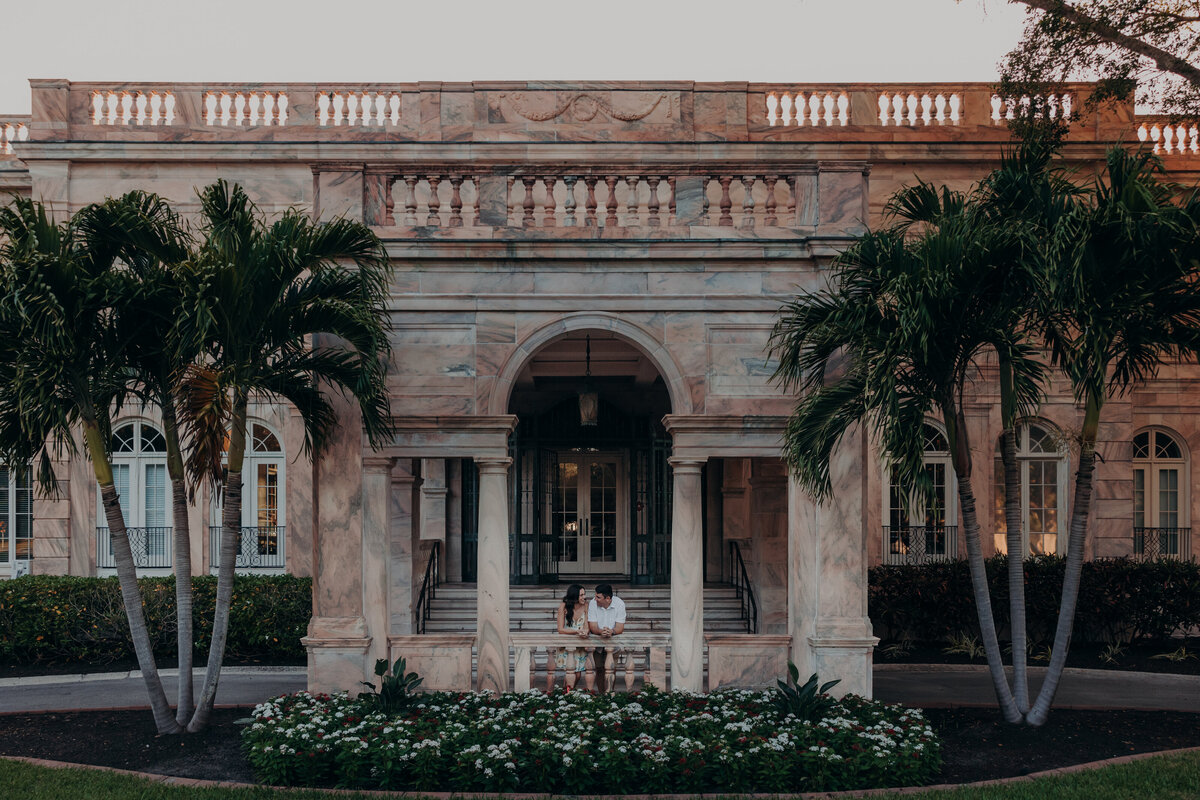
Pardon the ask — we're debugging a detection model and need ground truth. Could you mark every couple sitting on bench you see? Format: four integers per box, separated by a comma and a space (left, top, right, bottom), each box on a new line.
550, 582, 627, 691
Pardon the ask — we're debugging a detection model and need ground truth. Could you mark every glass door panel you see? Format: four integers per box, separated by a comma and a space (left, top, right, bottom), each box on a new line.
551, 454, 625, 574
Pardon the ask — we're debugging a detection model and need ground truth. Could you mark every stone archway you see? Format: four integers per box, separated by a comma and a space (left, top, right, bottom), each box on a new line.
487, 313, 692, 417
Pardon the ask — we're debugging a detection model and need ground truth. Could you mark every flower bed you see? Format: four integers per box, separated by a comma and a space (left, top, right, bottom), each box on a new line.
242, 687, 941, 793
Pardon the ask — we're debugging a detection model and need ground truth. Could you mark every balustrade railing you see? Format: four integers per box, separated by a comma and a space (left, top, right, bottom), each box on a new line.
758, 86, 1079, 128
1138, 119, 1200, 155
208, 525, 286, 569
510, 632, 670, 692
1133, 527, 1192, 561
378, 170, 807, 229
0, 119, 29, 156
97, 526, 172, 569
31, 80, 1113, 138
882, 525, 959, 565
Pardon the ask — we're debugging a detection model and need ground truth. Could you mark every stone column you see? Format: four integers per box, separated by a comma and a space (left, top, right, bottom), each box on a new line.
669, 458, 706, 691
390, 460, 417, 635
475, 457, 512, 693
786, 425, 878, 697
362, 457, 395, 671
303, 388, 368, 694
446, 459, 463, 583
420, 458, 447, 542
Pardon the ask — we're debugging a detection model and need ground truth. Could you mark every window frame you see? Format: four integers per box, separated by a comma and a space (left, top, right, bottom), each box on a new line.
1132, 427, 1189, 557
993, 421, 1069, 557
882, 421, 959, 562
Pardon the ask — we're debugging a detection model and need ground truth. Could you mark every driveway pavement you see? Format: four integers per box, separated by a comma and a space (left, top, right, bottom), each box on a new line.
1, 664, 1197, 713
0, 667, 305, 713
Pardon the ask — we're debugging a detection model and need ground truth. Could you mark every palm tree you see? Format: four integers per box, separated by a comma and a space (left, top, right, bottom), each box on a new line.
179, 180, 393, 731
0, 195, 187, 734
76, 192, 202, 724
1026, 148, 1200, 724
770, 194, 1044, 724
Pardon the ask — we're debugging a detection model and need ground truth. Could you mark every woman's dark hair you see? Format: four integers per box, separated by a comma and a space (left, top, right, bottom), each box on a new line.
561, 583, 585, 626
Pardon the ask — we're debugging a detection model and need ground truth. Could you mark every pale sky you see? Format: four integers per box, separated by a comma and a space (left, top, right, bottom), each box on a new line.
3, 0, 1029, 114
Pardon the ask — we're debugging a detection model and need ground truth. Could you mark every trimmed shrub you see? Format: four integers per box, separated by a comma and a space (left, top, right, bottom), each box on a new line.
869, 556, 1200, 644
0, 574, 310, 665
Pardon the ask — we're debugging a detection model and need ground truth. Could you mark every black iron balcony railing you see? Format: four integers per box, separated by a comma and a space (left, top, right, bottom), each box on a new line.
882, 525, 959, 565
96, 527, 172, 569
1133, 527, 1192, 561
209, 525, 286, 569
414, 541, 441, 634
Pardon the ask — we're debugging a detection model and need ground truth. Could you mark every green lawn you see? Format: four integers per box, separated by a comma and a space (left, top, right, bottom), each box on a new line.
3, 750, 1199, 799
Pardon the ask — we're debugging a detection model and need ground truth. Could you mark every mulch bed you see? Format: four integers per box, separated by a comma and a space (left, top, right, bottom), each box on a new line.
1, 706, 1199, 788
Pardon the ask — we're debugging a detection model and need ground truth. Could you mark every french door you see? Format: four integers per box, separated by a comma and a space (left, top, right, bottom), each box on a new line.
551, 453, 626, 574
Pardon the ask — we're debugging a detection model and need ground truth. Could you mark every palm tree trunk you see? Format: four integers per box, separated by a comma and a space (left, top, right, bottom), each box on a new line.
161, 407, 194, 726
947, 408, 1022, 723
188, 391, 247, 732
998, 357, 1029, 713
1027, 389, 1102, 726
84, 418, 181, 735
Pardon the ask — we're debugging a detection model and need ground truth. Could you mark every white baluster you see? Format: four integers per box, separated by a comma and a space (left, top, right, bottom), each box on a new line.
766, 93, 779, 127
837, 92, 849, 125
204, 93, 218, 126
92, 92, 104, 125
878, 93, 890, 125
332, 93, 344, 126
389, 94, 401, 126
990, 95, 1003, 124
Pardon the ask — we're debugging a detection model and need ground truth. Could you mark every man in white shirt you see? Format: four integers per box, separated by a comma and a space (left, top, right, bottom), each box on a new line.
587, 583, 628, 691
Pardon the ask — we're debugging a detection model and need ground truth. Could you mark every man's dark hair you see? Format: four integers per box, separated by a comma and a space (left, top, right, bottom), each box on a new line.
595, 583, 614, 598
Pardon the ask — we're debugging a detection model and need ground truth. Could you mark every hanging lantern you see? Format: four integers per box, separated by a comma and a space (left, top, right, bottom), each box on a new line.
579, 334, 598, 427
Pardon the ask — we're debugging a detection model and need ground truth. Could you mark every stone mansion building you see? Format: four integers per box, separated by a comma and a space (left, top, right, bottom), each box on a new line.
0, 79, 1197, 696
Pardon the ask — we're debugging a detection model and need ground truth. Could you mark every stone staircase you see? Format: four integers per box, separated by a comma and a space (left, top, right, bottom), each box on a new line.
423, 583, 751, 634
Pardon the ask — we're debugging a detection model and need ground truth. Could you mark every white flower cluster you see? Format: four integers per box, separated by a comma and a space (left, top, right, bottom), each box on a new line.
242, 686, 940, 794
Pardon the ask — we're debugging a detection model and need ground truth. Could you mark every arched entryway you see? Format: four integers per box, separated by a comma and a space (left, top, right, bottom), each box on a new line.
506, 332, 674, 585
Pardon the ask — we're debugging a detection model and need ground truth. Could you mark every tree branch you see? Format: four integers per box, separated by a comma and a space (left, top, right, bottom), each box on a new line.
1012, 0, 1200, 90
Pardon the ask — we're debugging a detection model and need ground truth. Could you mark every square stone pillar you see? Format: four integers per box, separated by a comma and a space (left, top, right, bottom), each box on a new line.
446, 459, 464, 583
475, 457, 512, 693
787, 425, 878, 697
362, 457, 395, 672
420, 458, 447, 541
390, 460, 417, 635
670, 457, 706, 691
304, 389, 368, 694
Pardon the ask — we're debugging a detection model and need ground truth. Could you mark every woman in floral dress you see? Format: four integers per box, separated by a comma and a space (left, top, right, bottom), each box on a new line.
550, 583, 594, 691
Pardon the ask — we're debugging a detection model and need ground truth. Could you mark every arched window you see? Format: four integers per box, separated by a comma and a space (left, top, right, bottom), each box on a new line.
1133, 428, 1189, 559
211, 421, 286, 569
883, 423, 958, 563
0, 465, 32, 576
993, 422, 1068, 557
97, 420, 170, 568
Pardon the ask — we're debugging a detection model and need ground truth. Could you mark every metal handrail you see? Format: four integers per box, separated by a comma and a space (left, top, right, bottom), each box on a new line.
208, 525, 286, 569
415, 541, 441, 634
727, 541, 759, 634
96, 526, 173, 569
1133, 527, 1192, 561
881, 525, 960, 565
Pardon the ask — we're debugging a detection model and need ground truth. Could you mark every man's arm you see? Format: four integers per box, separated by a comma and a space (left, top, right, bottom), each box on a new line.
587, 599, 603, 635
612, 621, 624, 635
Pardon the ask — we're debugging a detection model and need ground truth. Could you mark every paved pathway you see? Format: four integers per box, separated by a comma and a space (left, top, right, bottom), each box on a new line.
874, 664, 1200, 711
1, 664, 1197, 713
0, 667, 305, 713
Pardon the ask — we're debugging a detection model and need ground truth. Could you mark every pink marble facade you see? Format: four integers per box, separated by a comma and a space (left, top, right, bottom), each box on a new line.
3, 79, 1198, 695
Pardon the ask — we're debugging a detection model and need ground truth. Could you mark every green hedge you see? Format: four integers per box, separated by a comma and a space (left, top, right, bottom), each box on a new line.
869, 556, 1200, 644
0, 574, 311, 665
